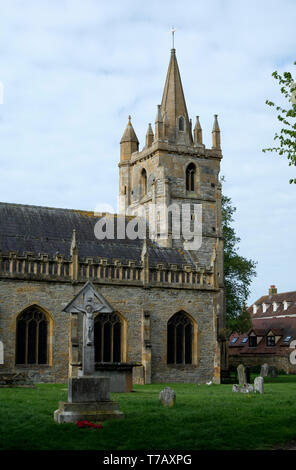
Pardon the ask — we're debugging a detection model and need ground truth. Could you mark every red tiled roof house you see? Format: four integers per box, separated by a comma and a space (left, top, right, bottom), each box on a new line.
228, 286, 296, 373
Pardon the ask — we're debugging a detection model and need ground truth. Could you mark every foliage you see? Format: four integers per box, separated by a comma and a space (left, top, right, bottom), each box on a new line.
221, 181, 257, 333
263, 62, 296, 184
1, 382, 296, 450
228, 305, 252, 334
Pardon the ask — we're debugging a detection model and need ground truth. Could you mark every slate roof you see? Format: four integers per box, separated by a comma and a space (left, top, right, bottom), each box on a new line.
0, 201, 196, 268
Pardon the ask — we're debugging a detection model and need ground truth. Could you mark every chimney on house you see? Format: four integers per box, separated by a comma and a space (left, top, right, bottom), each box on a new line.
269, 285, 277, 295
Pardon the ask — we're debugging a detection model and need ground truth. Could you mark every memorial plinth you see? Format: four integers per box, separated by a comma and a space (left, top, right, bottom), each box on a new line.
54, 376, 124, 423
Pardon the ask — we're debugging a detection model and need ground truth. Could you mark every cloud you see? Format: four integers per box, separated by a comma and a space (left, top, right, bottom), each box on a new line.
0, 0, 295, 302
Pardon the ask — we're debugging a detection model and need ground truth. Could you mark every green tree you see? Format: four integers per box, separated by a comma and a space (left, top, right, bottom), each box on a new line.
221, 185, 257, 333
263, 61, 296, 184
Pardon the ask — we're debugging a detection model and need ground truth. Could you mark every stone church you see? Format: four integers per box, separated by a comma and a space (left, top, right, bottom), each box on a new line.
0, 47, 226, 385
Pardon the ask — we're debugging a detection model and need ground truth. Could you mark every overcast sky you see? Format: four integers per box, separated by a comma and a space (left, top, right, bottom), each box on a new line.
0, 0, 295, 304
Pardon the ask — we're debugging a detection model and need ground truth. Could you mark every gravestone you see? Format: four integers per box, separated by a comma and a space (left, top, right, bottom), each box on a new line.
260, 363, 269, 377
54, 281, 124, 423
237, 364, 246, 385
254, 376, 264, 394
269, 366, 278, 378
159, 387, 176, 407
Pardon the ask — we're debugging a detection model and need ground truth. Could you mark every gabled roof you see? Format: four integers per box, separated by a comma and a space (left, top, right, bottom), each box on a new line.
228, 317, 296, 357
248, 290, 296, 318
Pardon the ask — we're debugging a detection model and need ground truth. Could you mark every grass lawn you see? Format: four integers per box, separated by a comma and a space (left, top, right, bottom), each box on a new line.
1, 376, 296, 450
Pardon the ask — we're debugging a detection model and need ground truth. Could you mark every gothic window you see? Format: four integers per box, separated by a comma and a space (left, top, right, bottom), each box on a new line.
179, 116, 184, 131
141, 168, 147, 196
94, 312, 122, 363
16, 306, 48, 365
167, 311, 193, 364
186, 163, 196, 191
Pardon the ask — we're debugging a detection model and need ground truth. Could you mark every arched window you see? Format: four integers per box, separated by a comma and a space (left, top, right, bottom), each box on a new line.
141, 168, 147, 196
186, 163, 196, 191
16, 306, 48, 365
94, 312, 122, 363
167, 311, 193, 364
179, 116, 184, 131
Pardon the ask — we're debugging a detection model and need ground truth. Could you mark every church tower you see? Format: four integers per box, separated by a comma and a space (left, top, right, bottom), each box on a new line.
119, 46, 223, 260
118, 47, 226, 372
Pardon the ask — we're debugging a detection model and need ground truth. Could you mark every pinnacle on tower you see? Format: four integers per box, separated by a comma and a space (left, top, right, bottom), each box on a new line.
146, 123, 154, 147
120, 115, 139, 162
212, 114, 221, 150
163, 110, 169, 138
155, 105, 163, 140
194, 116, 203, 145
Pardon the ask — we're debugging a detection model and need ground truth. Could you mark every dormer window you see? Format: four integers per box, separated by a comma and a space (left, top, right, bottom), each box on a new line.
266, 335, 275, 347
283, 300, 291, 311
262, 303, 270, 313
249, 335, 257, 347
273, 302, 278, 312
253, 304, 258, 314
178, 116, 184, 131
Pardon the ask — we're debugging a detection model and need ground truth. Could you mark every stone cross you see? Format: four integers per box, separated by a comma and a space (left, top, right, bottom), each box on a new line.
73, 295, 105, 375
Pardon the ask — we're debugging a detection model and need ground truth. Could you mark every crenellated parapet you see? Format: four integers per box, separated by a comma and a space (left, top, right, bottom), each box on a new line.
0, 250, 216, 290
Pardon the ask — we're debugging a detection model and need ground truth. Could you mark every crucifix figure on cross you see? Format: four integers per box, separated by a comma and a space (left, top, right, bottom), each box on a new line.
74, 296, 105, 346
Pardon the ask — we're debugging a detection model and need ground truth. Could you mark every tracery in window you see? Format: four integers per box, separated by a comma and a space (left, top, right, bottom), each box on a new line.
167, 311, 192, 364
16, 306, 48, 365
94, 312, 122, 362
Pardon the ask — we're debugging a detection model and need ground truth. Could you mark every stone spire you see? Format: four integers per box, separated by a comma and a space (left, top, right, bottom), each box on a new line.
212, 114, 221, 150
194, 116, 203, 145
160, 48, 190, 143
120, 115, 139, 162
145, 123, 154, 147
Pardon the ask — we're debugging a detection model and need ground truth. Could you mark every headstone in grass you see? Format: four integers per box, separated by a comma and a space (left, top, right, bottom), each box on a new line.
254, 376, 264, 394
237, 364, 247, 385
260, 363, 269, 377
159, 387, 176, 407
269, 366, 278, 378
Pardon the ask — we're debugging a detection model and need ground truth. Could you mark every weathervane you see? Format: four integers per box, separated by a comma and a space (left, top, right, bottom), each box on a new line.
170, 26, 176, 49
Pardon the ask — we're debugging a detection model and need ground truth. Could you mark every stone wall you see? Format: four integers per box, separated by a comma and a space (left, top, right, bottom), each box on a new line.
0, 278, 219, 384
229, 354, 296, 374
